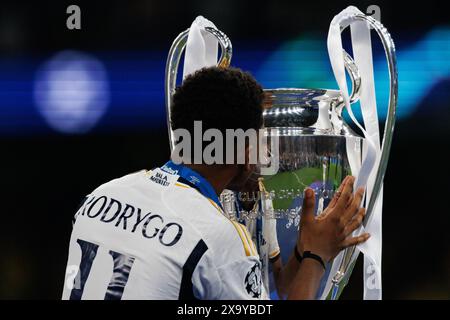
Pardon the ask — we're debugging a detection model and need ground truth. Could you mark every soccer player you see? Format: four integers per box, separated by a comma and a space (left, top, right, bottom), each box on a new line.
62, 67, 369, 300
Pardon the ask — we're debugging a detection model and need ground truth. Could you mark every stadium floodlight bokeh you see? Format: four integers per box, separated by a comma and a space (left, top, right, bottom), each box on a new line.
33, 50, 110, 134
0, 28, 447, 135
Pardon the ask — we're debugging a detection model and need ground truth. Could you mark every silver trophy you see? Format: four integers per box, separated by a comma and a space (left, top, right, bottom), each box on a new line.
165, 11, 397, 300
165, 24, 232, 149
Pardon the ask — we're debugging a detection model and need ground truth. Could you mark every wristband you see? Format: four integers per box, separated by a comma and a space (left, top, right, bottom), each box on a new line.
302, 251, 326, 270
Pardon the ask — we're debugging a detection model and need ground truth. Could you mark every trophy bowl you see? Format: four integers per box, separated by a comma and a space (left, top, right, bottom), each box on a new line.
254, 87, 364, 299
221, 84, 365, 299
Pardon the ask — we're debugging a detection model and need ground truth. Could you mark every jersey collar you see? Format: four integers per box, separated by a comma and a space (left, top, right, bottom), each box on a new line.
161, 161, 224, 211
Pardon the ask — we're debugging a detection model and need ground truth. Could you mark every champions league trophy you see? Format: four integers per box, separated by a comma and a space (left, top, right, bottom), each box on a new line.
165, 7, 397, 300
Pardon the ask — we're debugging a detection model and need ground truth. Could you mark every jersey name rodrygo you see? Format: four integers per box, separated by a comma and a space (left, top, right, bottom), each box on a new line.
62, 161, 267, 300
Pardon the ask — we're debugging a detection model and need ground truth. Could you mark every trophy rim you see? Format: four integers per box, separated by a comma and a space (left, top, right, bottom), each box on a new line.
261, 126, 363, 139
263, 88, 343, 102
261, 88, 361, 138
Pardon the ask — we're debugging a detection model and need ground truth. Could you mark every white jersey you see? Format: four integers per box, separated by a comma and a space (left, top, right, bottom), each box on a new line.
221, 189, 280, 294
62, 167, 267, 300
221, 190, 280, 260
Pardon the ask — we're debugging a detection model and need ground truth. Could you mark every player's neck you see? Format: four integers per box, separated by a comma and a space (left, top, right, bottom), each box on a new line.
184, 164, 236, 196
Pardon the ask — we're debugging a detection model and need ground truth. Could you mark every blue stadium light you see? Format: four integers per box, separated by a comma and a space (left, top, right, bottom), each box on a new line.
1, 28, 448, 135
33, 50, 110, 134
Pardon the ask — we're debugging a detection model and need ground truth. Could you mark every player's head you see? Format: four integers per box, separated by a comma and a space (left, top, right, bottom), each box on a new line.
170, 66, 265, 190
171, 66, 264, 137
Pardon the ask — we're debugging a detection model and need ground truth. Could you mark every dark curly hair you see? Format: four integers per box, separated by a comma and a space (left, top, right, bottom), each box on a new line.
171, 67, 264, 135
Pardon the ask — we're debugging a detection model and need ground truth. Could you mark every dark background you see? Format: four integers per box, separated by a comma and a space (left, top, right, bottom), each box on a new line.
0, 0, 449, 299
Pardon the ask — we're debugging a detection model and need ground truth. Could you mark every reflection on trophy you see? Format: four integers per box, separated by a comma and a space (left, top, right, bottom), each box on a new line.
165, 7, 397, 300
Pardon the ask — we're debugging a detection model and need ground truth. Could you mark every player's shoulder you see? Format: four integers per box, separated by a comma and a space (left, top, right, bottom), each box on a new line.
164, 184, 258, 263
90, 170, 148, 194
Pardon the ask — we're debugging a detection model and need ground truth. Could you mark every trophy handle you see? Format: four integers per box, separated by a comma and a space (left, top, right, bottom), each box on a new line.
344, 50, 361, 104
330, 14, 398, 296
164, 27, 233, 150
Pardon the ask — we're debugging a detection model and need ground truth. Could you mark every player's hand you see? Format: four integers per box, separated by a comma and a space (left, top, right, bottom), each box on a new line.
297, 176, 370, 263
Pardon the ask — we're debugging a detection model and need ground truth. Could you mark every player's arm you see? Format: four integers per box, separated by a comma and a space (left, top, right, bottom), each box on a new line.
192, 218, 267, 300
270, 249, 301, 299
215, 255, 268, 300
288, 176, 370, 299
195, 231, 268, 300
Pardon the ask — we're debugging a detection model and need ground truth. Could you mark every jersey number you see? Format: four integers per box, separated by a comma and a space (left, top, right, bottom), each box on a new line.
70, 239, 135, 300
